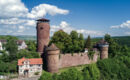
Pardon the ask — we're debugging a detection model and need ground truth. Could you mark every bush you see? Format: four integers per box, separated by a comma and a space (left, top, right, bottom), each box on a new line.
39, 71, 52, 80
82, 64, 100, 80
59, 68, 83, 80
34, 72, 40, 75
97, 58, 130, 80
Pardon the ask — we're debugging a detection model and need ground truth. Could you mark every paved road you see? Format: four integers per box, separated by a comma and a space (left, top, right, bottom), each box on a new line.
11, 77, 40, 80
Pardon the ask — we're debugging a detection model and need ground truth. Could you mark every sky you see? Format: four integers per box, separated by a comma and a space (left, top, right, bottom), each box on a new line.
0, 0, 130, 37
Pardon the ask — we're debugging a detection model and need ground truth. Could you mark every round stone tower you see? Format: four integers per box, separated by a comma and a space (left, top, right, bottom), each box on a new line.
99, 41, 109, 59
46, 43, 60, 73
36, 18, 50, 55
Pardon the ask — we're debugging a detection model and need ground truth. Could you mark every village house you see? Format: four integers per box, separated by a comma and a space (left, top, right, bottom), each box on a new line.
0, 40, 6, 51
18, 57, 43, 77
16, 40, 28, 50
0, 40, 27, 50
0, 41, 3, 51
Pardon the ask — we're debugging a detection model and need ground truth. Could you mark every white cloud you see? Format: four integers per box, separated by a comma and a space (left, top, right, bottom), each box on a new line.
125, 32, 130, 35
51, 21, 74, 34
24, 20, 36, 26
77, 29, 103, 36
17, 26, 25, 32
51, 21, 104, 37
0, 0, 70, 35
7, 30, 13, 34
111, 20, 130, 29
0, 18, 26, 25
0, 0, 28, 18
27, 4, 69, 19
0, 0, 69, 19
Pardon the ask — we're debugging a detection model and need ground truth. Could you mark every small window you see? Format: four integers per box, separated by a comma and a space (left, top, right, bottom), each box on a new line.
30, 65, 33, 67
20, 70, 22, 72
40, 27, 43, 30
38, 64, 41, 67
20, 66, 22, 68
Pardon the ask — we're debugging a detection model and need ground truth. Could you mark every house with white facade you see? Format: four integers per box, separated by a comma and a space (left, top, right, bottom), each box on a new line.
16, 40, 28, 50
0, 40, 27, 50
84, 48, 88, 53
0, 41, 3, 51
0, 40, 6, 51
18, 57, 43, 77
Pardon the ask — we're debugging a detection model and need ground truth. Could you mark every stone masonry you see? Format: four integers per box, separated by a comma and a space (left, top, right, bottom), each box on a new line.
36, 18, 109, 73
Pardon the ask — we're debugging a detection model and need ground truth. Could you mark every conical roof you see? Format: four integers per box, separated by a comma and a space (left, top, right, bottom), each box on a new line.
46, 43, 59, 51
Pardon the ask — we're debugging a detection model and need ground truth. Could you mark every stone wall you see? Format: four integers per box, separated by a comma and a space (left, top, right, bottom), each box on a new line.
59, 52, 99, 68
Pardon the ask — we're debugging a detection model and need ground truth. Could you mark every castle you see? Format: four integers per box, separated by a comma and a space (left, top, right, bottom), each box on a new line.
36, 18, 109, 73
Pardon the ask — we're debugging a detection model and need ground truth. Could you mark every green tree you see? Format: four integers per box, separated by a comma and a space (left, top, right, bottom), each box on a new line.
8, 61, 17, 73
79, 33, 85, 52
70, 31, 84, 53
29, 51, 40, 58
17, 49, 33, 59
97, 57, 130, 80
121, 45, 128, 53
51, 30, 72, 53
0, 51, 9, 62
85, 35, 91, 50
52, 73, 59, 80
82, 64, 100, 80
0, 35, 18, 40
0, 61, 8, 73
59, 68, 83, 80
26, 40, 36, 51
17, 49, 40, 59
104, 34, 121, 57
39, 71, 52, 80
70, 31, 79, 40
5, 38, 18, 61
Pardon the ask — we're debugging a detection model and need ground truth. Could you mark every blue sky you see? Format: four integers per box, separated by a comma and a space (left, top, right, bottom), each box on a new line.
0, 0, 130, 37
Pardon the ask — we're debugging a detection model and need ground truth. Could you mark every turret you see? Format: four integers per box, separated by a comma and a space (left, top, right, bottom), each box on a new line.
46, 44, 60, 73
98, 39, 109, 59
36, 18, 50, 55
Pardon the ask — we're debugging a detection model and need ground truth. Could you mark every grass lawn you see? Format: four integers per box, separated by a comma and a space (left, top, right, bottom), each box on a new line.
59, 64, 89, 73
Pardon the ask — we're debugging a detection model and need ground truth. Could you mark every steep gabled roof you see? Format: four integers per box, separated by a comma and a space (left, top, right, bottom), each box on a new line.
0, 39, 25, 45
18, 57, 43, 65
16, 40, 24, 45
0, 39, 7, 43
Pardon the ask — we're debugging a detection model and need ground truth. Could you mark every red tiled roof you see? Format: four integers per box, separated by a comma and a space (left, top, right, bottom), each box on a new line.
0, 39, 25, 45
0, 39, 7, 43
18, 57, 43, 65
16, 40, 24, 45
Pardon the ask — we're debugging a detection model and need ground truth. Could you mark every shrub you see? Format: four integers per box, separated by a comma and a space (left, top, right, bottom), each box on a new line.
82, 64, 100, 80
39, 71, 52, 80
97, 58, 130, 80
34, 72, 40, 75
59, 68, 83, 80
